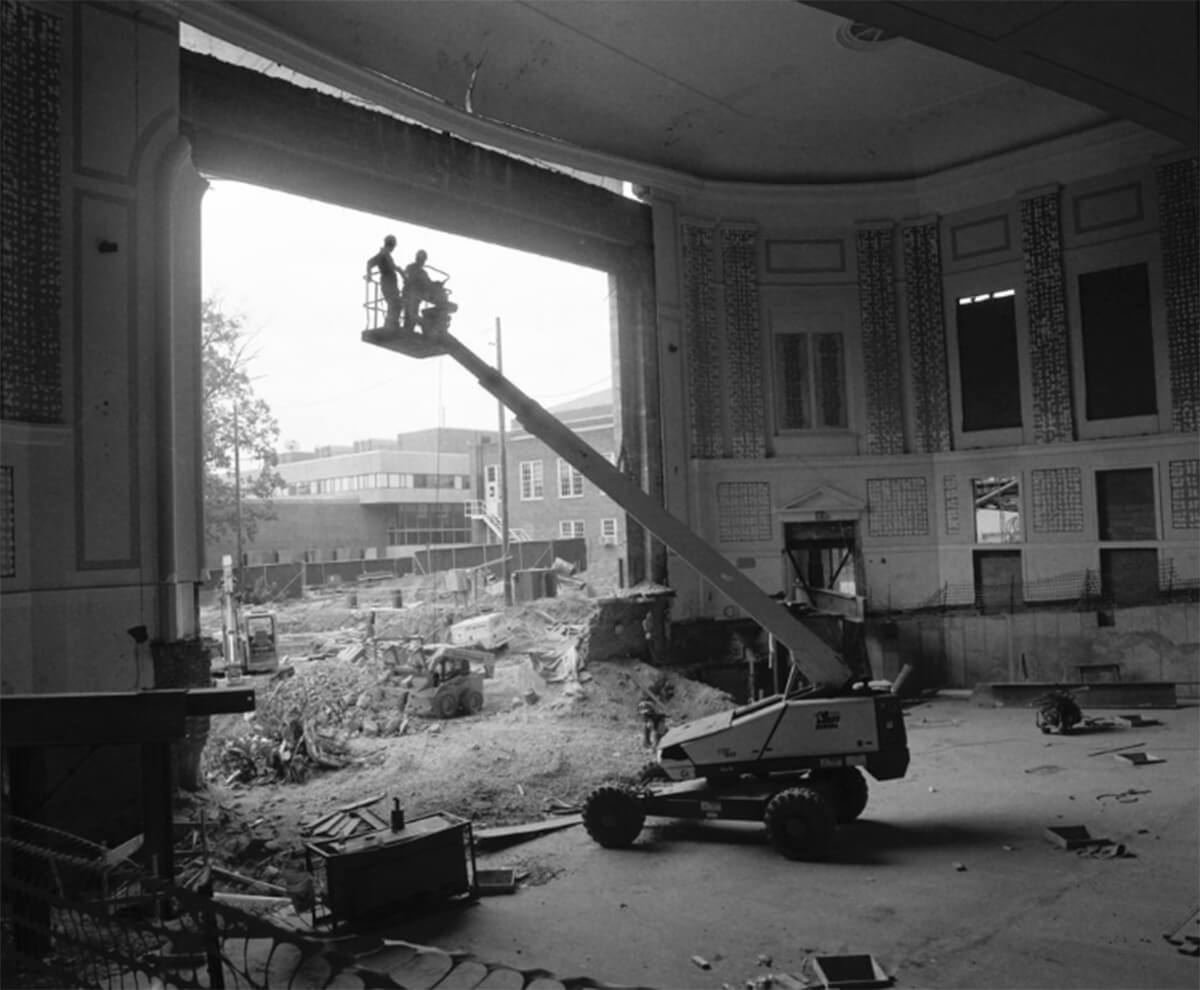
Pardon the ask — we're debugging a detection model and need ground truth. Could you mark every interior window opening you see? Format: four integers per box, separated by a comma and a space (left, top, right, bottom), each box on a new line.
957, 290, 1021, 432
973, 475, 1022, 543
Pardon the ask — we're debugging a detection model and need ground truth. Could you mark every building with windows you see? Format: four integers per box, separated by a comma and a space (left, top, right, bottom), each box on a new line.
209, 429, 495, 564
479, 390, 624, 585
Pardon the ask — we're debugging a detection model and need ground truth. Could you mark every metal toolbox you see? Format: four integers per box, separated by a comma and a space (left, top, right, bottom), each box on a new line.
305, 812, 475, 927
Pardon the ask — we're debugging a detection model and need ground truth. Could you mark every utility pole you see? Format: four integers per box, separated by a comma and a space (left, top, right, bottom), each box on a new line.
233, 402, 243, 599
496, 317, 512, 605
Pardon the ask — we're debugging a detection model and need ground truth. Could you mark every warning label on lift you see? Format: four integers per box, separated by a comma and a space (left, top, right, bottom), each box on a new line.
815, 710, 842, 731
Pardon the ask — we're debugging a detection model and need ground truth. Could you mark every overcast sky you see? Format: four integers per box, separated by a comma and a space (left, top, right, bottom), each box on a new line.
201, 180, 613, 452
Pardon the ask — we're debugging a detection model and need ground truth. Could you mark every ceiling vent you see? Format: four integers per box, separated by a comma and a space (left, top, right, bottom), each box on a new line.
836, 21, 900, 51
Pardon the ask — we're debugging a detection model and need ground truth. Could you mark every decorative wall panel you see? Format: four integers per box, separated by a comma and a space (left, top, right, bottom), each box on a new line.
902, 221, 951, 452
1072, 183, 1143, 234
720, 227, 766, 459
1031, 466, 1084, 533
943, 474, 960, 535
765, 239, 846, 274
855, 226, 904, 455
717, 481, 772, 543
1156, 158, 1199, 433
682, 223, 723, 458
76, 193, 137, 567
1019, 190, 1075, 444
867, 477, 929, 537
0, 465, 14, 578
1, 0, 63, 424
1168, 459, 1199, 529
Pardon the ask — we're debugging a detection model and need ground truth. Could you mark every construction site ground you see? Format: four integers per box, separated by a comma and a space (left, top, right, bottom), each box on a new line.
192, 582, 1199, 989
194, 580, 730, 888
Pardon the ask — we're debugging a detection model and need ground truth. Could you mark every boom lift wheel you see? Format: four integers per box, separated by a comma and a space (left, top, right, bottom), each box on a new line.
461, 689, 484, 715
582, 786, 645, 848
434, 690, 459, 719
763, 787, 836, 860
810, 766, 869, 823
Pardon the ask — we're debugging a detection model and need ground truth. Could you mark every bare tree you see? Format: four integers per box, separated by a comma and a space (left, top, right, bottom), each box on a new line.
202, 298, 285, 547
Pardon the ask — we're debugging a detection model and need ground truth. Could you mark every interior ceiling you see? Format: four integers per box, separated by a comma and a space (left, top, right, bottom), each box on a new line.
193, 0, 1197, 186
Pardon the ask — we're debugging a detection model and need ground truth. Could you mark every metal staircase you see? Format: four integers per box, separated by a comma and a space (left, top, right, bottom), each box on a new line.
463, 499, 530, 543
362, 324, 854, 689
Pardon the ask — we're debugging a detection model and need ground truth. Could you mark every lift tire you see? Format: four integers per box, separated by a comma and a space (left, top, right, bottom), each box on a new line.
583, 786, 645, 848
461, 689, 484, 715
434, 691, 459, 719
636, 762, 670, 784
810, 767, 869, 823
764, 787, 836, 861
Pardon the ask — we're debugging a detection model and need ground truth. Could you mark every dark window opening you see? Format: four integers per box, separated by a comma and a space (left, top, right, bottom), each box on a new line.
957, 293, 1021, 432
776, 333, 846, 430
1097, 468, 1156, 541
1079, 264, 1156, 420
973, 549, 1022, 614
387, 502, 469, 546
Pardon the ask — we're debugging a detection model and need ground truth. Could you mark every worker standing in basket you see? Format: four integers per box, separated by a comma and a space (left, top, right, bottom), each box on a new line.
366, 234, 401, 330
402, 249, 436, 331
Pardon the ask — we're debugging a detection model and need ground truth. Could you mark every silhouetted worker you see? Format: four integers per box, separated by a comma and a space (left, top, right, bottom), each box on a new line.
402, 249, 435, 331
366, 234, 401, 329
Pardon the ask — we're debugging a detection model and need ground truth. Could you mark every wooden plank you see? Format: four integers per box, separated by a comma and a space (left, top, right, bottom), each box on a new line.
2, 691, 188, 745
184, 686, 256, 715
334, 793, 386, 815
473, 816, 581, 850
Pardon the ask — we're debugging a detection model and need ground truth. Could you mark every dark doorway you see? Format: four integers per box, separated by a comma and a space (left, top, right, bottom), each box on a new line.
974, 549, 1023, 613
1100, 548, 1159, 606
784, 521, 859, 597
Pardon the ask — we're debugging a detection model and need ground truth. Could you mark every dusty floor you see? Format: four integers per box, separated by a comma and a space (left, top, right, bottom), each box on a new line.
381, 697, 1199, 990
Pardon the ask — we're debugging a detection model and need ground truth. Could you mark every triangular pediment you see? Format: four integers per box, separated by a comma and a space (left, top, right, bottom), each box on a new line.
781, 484, 864, 514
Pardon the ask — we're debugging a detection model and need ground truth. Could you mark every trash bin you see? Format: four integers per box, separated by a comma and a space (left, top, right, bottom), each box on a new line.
391, 589, 403, 608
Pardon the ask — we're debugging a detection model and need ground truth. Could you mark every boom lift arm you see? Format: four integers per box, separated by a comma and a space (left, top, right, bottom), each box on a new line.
363, 326, 853, 690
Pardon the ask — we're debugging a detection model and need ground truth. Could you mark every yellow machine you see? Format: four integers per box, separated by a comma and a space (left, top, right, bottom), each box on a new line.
408, 645, 491, 719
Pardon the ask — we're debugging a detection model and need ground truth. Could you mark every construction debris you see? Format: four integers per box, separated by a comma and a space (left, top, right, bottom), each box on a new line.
1044, 825, 1110, 850
1163, 907, 1200, 956
811, 954, 891, 989
1114, 751, 1165, 765
302, 797, 391, 840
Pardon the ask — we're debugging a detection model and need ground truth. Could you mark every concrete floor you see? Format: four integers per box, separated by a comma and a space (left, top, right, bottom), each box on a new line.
395, 697, 1199, 989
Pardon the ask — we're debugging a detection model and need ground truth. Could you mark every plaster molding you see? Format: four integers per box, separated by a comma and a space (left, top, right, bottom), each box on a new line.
780, 484, 865, 516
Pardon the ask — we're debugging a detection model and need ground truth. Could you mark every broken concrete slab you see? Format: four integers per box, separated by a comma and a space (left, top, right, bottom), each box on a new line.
1044, 825, 1110, 850
1114, 750, 1166, 765
811, 953, 892, 989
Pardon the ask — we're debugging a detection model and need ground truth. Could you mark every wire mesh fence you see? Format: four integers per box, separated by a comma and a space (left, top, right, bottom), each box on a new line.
907, 558, 1198, 616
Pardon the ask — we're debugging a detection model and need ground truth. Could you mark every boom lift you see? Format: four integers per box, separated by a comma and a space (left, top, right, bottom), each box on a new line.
361, 283, 908, 860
